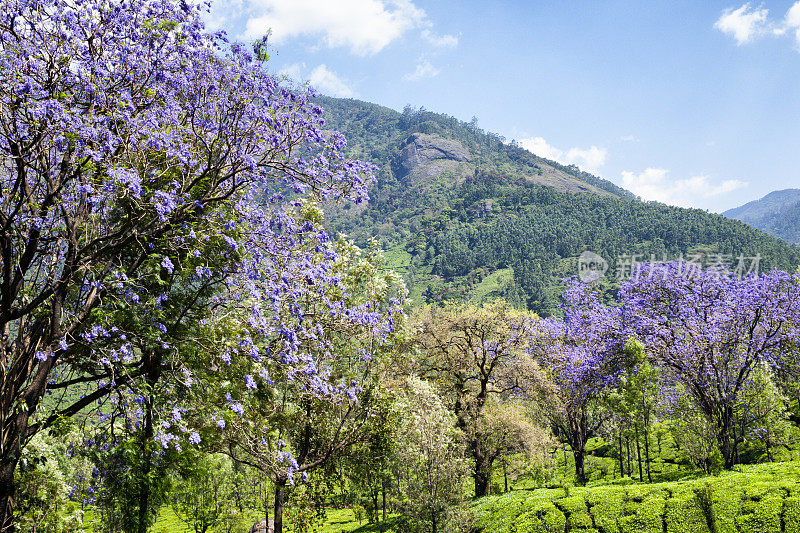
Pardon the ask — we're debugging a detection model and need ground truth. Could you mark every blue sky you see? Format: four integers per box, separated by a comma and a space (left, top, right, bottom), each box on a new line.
205, 0, 800, 212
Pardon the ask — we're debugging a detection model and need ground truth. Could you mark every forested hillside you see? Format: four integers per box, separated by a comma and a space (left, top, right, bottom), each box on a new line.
318, 97, 800, 314
724, 189, 800, 244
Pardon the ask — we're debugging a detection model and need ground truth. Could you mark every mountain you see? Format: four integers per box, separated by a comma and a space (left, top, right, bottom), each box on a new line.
723, 189, 800, 244
317, 96, 800, 315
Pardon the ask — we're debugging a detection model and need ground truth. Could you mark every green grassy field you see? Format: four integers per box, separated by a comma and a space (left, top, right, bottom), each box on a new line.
144, 506, 401, 533
469, 267, 515, 305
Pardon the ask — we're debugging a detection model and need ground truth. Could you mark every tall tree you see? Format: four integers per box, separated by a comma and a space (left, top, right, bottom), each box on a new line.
621, 263, 800, 468
0, 0, 373, 528
531, 280, 626, 484
394, 377, 467, 533
415, 300, 537, 497
194, 228, 407, 533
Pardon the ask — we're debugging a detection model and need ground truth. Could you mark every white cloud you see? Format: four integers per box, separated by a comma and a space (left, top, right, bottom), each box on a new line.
517, 137, 607, 174
421, 29, 459, 48
280, 63, 356, 97
715, 1, 800, 48
714, 4, 769, 45
308, 65, 356, 97
243, 0, 427, 56
199, 0, 244, 31
404, 58, 440, 81
279, 63, 304, 81
620, 135, 637, 142
620, 168, 747, 208
783, 2, 800, 45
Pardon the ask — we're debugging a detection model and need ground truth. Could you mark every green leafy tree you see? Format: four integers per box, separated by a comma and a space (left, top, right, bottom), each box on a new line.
339, 391, 402, 524
172, 454, 238, 533
608, 339, 658, 482
394, 377, 467, 533
15, 432, 86, 533
738, 364, 793, 462
669, 388, 723, 475
415, 301, 536, 496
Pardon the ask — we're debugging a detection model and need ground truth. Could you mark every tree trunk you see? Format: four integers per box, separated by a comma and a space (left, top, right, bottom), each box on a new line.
473, 448, 493, 497
382, 481, 386, 522
618, 429, 624, 479
431, 511, 437, 533
718, 421, 736, 469
626, 436, 632, 476
0, 454, 18, 533
643, 423, 652, 483
502, 457, 508, 493
274, 479, 286, 533
0, 358, 52, 532
634, 424, 643, 482
263, 484, 270, 533
573, 448, 586, 485
137, 394, 155, 533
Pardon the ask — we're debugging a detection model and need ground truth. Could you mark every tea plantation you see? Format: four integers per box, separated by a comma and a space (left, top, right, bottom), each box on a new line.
471, 462, 800, 533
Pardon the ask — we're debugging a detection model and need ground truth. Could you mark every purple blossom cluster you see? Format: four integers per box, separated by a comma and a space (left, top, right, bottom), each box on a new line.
0, 0, 393, 503
536, 262, 800, 469
534, 279, 627, 407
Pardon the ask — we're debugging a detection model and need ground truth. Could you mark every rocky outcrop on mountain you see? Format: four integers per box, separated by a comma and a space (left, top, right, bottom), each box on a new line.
397, 133, 471, 184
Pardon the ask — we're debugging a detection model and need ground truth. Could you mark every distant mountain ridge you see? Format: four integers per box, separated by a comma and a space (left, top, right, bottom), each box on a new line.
316, 96, 800, 314
723, 189, 800, 244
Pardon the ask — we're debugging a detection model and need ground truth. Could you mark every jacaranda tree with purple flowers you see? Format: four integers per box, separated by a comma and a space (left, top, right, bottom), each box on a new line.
620, 263, 800, 469
531, 279, 627, 484
0, 0, 376, 528
192, 215, 407, 533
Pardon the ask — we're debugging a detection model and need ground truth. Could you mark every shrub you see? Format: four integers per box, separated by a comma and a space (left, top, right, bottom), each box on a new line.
585, 487, 623, 533
664, 489, 709, 533
618, 488, 665, 533
784, 495, 800, 533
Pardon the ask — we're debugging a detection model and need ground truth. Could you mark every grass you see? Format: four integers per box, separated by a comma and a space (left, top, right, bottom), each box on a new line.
140, 506, 402, 533
471, 461, 800, 533
469, 267, 514, 305
150, 507, 193, 533
314, 508, 403, 533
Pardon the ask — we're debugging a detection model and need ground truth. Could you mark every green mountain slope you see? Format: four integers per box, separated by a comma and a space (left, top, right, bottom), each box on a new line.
723, 189, 800, 244
318, 96, 800, 315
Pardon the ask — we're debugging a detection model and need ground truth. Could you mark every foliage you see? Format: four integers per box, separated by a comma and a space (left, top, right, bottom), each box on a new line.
186, 213, 407, 532
737, 364, 793, 462
15, 432, 85, 533
471, 461, 800, 533
171, 454, 238, 533
666, 388, 724, 475
532, 280, 626, 484
0, 0, 376, 529
393, 377, 468, 533
414, 300, 540, 496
